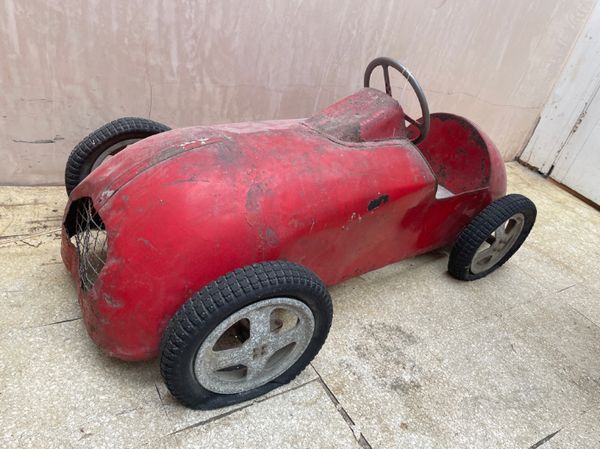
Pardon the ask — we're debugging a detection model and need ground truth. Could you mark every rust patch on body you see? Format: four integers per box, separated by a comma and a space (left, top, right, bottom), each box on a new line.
246, 183, 271, 213
103, 294, 124, 308
137, 237, 158, 252
263, 227, 279, 246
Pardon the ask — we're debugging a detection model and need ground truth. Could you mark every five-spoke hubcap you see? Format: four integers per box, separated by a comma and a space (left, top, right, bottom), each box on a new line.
471, 213, 525, 274
194, 297, 315, 394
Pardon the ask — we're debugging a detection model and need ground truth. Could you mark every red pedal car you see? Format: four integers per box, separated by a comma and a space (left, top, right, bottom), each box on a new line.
61, 57, 536, 409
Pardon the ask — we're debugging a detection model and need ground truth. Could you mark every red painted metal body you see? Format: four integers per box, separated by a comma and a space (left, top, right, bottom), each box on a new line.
61, 88, 506, 360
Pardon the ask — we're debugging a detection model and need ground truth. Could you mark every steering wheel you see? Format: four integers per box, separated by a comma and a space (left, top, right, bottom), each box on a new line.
364, 57, 430, 144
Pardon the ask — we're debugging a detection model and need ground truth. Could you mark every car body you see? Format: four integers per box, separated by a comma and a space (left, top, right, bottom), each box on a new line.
61, 86, 506, 361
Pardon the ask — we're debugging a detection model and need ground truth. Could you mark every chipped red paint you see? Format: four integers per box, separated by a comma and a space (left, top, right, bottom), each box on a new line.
62, 88, 506, 361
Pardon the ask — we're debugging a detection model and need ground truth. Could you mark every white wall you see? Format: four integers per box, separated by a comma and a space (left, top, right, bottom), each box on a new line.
0, 0, 597, 184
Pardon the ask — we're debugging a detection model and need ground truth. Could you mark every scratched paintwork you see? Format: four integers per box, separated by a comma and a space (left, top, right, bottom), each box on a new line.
61, 88, 506, 361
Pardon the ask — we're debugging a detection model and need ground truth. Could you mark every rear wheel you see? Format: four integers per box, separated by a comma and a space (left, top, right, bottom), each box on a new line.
64, 117, 170, 195
448, 194, 536, 280
160, 261, 333, 409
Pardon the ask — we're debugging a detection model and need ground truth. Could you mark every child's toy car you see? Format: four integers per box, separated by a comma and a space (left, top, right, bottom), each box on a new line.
61, 57, 536, 409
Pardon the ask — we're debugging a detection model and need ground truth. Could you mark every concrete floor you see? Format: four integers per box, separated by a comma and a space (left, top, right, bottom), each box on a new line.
0, 162, 599, 449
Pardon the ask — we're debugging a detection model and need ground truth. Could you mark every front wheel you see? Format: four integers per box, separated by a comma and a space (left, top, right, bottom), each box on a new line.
159, 261, 333, 409
64, 117, 170, 195
448, 194, 537, 281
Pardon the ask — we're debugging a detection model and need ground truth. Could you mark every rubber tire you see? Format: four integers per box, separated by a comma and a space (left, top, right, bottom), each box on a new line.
64, 117, 170, 195
159, 261, 333, 410
448, 194, 536, 281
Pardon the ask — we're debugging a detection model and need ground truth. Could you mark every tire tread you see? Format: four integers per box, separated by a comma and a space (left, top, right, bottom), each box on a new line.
448, 194, 536, 280
159, 261, 332, 409
65, 117, 170, 194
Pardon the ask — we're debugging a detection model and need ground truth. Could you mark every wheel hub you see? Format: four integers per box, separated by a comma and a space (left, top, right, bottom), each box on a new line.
194, 297, 315, 394
470, 212, 525, 274
252, 344, 268, 359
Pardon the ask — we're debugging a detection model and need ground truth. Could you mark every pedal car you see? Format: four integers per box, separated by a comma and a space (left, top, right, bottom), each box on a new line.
61, 57, 536, 409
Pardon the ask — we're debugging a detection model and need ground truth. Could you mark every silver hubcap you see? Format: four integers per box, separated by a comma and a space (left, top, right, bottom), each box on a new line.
91, 138, 141, 171
471, 213, 525, 274
194, 297, 315, 394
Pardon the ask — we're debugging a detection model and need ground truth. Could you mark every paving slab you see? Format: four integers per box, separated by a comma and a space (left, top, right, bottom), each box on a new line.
565, 283, 600, 329
313, 279, 600, 448
505, 163, 600, 286
354, 249, 548, 342
155, 365, 319, 432
424, 300, 600, 448
0, 320, 169, 449
0, 238, 79, 332
497, 297, 600, 398
164, 381, 363, 449
544, 404, 600, 449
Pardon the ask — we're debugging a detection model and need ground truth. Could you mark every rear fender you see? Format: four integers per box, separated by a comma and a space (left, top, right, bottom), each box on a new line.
412, 113, 506, 199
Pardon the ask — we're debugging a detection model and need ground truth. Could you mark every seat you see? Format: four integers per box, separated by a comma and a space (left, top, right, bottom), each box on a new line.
304, 88, 407, 142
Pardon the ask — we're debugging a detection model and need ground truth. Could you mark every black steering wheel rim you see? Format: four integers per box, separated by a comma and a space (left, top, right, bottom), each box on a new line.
363, 56, 430, 144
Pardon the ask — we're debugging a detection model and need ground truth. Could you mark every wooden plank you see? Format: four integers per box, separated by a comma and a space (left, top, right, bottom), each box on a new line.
519, 3, 600, 173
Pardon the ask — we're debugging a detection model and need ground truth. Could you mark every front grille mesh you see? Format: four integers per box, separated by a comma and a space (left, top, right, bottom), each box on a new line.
73, 198, 108, 290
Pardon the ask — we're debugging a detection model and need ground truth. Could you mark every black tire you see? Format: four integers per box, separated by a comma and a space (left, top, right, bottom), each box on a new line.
64, 117, 170, 195
160, 261, 333, 409
448, 194, 536, 281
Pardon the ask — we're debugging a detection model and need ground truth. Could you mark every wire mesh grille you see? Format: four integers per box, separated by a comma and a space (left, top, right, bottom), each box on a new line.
72, 198, 107, 291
